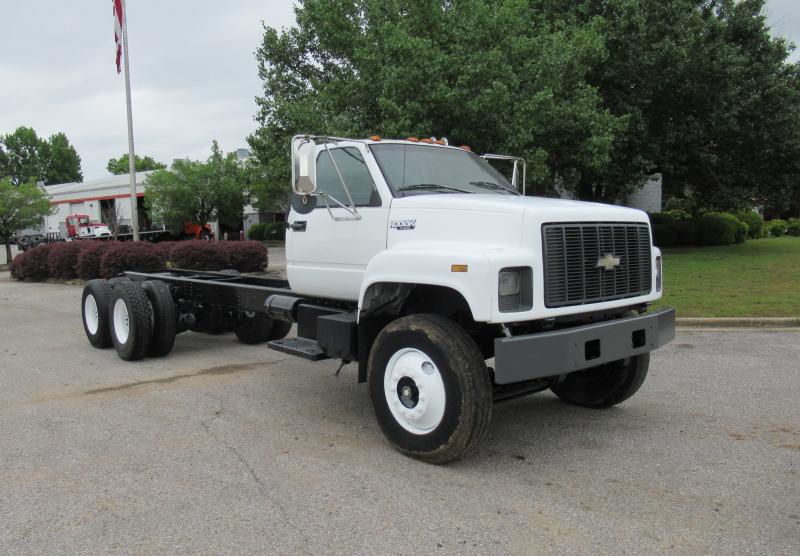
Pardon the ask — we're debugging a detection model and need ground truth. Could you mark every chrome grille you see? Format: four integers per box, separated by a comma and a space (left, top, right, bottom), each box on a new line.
543, 222, 652, 308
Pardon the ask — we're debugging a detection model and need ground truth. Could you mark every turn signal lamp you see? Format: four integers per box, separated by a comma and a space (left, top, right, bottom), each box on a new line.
451, 264, 469, 273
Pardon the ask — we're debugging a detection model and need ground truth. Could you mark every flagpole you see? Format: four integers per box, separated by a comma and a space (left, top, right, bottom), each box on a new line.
120, 0, 139, 241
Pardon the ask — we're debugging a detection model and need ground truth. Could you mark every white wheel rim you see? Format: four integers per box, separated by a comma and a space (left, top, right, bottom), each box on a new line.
384, 348, 446, 435
84, 294, 99, 335
113, 298, 130, 344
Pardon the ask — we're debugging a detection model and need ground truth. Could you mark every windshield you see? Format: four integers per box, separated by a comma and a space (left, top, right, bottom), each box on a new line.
370, 144, 518, 197
79, 217, 90, 225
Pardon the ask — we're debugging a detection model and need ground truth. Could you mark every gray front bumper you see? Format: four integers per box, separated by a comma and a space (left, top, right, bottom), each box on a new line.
493, 308, 676, 385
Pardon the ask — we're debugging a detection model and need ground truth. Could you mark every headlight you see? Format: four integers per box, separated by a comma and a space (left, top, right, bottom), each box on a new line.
498, 270, 520, 297
498, 267, 532, 312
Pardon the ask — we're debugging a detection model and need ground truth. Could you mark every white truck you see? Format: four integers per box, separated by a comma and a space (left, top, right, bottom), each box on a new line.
79, 135, 675, 463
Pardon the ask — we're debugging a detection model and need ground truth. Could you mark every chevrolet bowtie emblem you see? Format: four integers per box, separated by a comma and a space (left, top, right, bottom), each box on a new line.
596, 253, 621, 271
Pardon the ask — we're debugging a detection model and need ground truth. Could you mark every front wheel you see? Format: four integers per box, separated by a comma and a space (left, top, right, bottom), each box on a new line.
368, 314, 492, 464
549, 354, 650, 409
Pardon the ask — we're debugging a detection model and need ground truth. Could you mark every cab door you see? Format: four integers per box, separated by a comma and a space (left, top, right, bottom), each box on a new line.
286, 144, 389, 301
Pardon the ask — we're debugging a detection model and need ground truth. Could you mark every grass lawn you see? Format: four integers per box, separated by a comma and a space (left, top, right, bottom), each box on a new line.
650, 236, 800, 317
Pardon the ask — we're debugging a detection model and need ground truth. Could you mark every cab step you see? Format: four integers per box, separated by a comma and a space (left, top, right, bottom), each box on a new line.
268, 337, 329, 361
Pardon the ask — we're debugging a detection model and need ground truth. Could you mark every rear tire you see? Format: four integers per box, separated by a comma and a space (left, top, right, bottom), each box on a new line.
368, 314, 492, 464
82, 279, 113, 348
549, 354, 650, 408
268, 319, 292, 341
234, 311, 274, 344
141, 280, 176, 357
109, 278, 153, 361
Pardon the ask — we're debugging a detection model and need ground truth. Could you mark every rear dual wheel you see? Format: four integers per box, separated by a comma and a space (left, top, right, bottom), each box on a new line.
234, 311, 292, 344
81, 278, 176, 360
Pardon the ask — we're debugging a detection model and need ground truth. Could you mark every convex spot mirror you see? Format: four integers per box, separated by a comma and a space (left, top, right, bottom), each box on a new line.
292, 138, 317, 195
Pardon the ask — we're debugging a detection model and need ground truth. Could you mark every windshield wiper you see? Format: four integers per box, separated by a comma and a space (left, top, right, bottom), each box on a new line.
468, 181, 518, 194
400, 183, 472, 195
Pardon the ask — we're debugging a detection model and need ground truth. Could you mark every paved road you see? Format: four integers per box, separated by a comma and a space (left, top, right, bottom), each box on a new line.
0, 273, 797, 554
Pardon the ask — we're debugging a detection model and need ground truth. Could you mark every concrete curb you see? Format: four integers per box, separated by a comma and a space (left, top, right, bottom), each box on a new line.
676, 317, 800, 328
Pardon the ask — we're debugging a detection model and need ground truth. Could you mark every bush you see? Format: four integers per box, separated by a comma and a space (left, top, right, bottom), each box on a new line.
764, 219, 788, 237
76, 242, 115, 280
170, 241, 229, 271
248, 222, 285, 241
785, 218, 800, 236
671, 218, 699, 246
151, 241, 180, 265
225, 241, 269, 272
247, 223, 268, 240
47, 241, 87, 280
652, 224, 677, 248
10, 243, 53, 281
697, 212, 744, 246
734, 210, 764, 239
100, 242, 165, 278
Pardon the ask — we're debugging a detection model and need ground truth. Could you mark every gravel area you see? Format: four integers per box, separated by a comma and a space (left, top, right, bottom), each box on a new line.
0, 272, 797, 554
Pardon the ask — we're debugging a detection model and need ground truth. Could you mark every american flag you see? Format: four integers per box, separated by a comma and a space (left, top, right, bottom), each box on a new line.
113, 0, 123, 73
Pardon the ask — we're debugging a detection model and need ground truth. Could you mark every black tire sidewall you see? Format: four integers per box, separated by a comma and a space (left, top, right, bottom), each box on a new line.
109, 279, 153, 361
234, 312, 274, 344
141, 280, 176, 357
82, 279, 112, 348
368, 319, 470, 456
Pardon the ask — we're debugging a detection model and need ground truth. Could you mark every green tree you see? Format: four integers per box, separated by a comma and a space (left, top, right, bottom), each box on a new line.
46, 132, 83, 184
107, 153, 167, 175
1, 126, 84, 186
144, 141, 251, 231
0, 178, 54, 262
0, 127, 49, 186
248, 0, 621, 203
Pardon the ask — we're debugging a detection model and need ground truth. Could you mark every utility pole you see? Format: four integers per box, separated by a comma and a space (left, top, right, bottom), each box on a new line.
121, 0, 139, 240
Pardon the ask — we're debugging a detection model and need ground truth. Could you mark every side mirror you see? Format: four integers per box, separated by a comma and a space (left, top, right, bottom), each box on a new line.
292, 137, 317, 195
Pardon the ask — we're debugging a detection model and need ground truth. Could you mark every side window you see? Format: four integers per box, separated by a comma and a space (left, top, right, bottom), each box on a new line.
316, 147, 380, 207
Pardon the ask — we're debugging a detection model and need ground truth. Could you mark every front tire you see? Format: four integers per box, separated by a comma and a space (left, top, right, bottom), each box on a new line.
549, 354, 650, 408
368, 314, 492, 464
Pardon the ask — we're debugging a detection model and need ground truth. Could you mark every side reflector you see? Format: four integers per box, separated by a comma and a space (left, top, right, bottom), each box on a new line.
451, 264, 469, 273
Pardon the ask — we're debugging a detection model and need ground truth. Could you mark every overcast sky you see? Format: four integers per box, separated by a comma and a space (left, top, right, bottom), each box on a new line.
1, 1, 798, 182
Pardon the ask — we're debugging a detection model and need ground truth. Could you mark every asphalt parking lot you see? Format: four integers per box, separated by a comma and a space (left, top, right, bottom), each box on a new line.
0, 271, 797, 554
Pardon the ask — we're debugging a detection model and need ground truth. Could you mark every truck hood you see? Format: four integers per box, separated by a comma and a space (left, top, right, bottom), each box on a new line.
389, 193, 649, 224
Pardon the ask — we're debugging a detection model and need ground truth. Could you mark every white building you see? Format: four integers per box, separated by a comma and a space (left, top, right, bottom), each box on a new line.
44, 172, 154, 237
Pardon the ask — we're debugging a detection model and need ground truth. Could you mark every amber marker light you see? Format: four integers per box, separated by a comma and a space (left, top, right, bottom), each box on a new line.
451, 264, 469, 273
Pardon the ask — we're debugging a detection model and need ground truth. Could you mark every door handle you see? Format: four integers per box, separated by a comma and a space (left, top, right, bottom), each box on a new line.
289, 220, 307, 232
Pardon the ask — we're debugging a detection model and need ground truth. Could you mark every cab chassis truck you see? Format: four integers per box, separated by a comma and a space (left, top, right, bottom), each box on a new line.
80, 135, 675, 464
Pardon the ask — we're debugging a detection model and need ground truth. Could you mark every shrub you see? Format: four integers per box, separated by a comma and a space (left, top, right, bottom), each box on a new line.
734, 210, 764, 239
764, 219, 788, 237
9, 250, 30, 280
170, 241, 229, 270
652, 224, 677, 248
47, 241, 87, 280
247, 222, 285, 241
265, 222, 286, 240
11, 243, 53, 281
671, 218, 699, 246
785, 218, 800, 237
76, 242, 115, 280
225, 241, 269, 272
151, 241, 180, 265
247, 223, 268, 240
697, 212, 744, 246
100, 242, 165, 278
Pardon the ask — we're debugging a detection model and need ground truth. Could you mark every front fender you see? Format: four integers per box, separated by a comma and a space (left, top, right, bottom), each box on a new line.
358, 245, 493, 321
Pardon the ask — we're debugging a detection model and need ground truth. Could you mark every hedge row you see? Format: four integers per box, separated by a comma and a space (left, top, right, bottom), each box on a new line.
10, 240, 268, 282
247, 222, 286, 241
650, 209, 800, 247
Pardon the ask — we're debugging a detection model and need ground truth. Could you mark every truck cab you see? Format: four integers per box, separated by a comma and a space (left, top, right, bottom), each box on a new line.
65, 214, 112, 240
